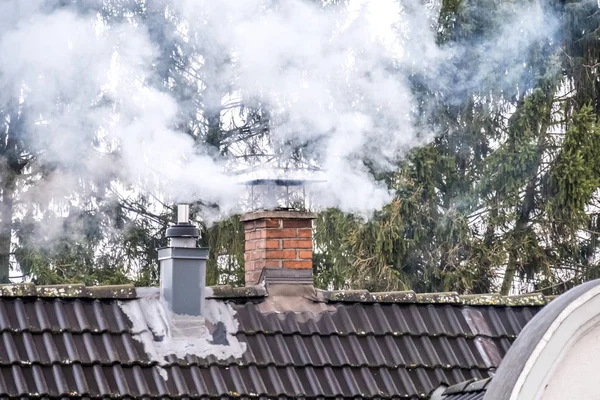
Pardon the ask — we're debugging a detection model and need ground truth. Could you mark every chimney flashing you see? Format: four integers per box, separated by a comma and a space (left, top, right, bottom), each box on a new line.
259, 267, 314, 285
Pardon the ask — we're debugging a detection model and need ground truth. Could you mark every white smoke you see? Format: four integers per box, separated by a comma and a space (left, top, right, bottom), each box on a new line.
0, 0, 559, 217
176, 0, 438, 212
0, 2, 240, 216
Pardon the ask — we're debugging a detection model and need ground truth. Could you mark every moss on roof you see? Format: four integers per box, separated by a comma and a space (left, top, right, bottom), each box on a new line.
205, 285, 267, 299
321, 289, 553, 306
0, 282, 555, 306
0, 283, 136, 299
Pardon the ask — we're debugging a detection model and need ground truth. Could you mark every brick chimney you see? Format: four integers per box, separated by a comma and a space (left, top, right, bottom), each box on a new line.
241, 210, 315, 285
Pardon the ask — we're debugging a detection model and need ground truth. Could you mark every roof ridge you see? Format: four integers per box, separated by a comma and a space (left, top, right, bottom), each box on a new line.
0, 282, 556, 305
0, 283, 136, 299
320, 289, 553, 306
205, 285, 267, 299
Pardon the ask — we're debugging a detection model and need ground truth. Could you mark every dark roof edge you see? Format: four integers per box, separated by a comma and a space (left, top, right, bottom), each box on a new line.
319, 289, 553, 306
443, 378, 491, 396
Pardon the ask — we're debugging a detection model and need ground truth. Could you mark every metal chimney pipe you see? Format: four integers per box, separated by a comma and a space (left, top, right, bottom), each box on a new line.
177, 204, 190, 224
158, 203, 208, 316
167, 204, 197, 248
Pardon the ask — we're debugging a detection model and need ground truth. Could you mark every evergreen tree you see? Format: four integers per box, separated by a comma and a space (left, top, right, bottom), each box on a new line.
2, 0, 600, 296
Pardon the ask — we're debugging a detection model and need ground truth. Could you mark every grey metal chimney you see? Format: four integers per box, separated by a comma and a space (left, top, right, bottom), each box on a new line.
158, 204, 208, 316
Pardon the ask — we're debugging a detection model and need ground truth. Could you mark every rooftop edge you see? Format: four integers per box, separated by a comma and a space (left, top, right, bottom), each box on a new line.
0, 283, 556, 305
443, 377, 491, 396
319, 289, 555, 306
0, 283, 137, 299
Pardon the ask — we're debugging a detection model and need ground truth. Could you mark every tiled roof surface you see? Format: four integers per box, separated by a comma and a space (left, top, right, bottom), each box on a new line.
0, 283, 542, 399
438, 378, 491, 400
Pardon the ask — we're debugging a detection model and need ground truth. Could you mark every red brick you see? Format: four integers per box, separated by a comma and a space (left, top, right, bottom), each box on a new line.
243, 221, 255, 231
244, 230, 262, 241
245, 251, 265, 261
262, 250, 296, 259
246, 260, 280, 271
254, 259, 281, 269
244, 252, 254, 262
255, 239, 280, 250
298, 250, 312, 259
248, 239, 281, 251
298, 229, 312, 238
283, 260, 312, 269
282, 219, 312, 228
283, 239, 312, 249
254, 219, 282, 228
264, 228, 297, 239
245, 270, 262, 285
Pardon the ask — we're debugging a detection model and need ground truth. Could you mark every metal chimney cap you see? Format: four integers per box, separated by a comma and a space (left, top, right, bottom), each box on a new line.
241, 178, 326, 187
166, 223, 200, 238
166, 203, 200, 238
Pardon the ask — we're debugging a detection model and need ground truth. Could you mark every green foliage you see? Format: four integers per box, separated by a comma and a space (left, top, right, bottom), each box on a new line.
549, 104, 600, 217
203, 215, 246, 286
14, 208, 132, 286
313, 0, 600, 295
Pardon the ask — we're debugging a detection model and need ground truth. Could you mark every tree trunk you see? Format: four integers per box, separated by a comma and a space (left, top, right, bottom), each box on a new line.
499, 90, 554, 295
0, 108, 24, 284
201, 51, 228, 151
500, 166, 538, 295
0, 175, 14, 283
500, 240, 520, 295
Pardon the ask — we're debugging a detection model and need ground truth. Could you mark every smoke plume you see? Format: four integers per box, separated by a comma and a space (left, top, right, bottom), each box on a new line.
0, 0, 559, 217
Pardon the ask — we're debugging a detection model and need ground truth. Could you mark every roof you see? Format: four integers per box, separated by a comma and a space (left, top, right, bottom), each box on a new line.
0, 282, 550, 399
433, 378, 491, 400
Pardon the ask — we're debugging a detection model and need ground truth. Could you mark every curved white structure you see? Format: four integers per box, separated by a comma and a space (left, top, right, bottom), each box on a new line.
485, 279, 600, 400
